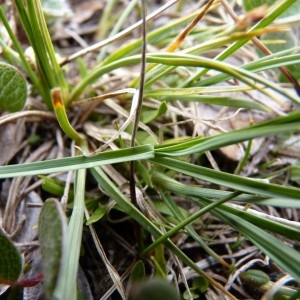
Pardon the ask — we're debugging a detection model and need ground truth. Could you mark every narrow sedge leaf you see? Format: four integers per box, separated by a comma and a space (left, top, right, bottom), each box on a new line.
145, 93, 269, 111
151, 157, 300, 200
27, 0, 68, 100
217, 203, 300, 241
54, 168, 86, 300
71, 53, 299, 104
211, 208, 300, 281
191, 197, 300, 241
154, 173, 300, 240
20, 0, 56, 107
135, 161, 153, 187
155, 122, 300, 156
0, 228, 22, 283
155, 111, 300, 156
38, 198, 67, 299
0, 62, 27, 112
146, 53, 300, 104
196, 52, 300, 87
90, 167, 238, 298
0, 144, 154, 178
152, 171, 266, 202
183, 0, 299, 88
144, 29, 290, 88
142, 192, 240, 256
161, 193, 230, 268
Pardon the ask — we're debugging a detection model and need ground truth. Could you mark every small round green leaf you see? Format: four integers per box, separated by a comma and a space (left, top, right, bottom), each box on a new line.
241, 269, 270, 287
0, 62, 27, 112
0, 229, 23, 283
192, 276, 209, 293
130, 278, 180, 300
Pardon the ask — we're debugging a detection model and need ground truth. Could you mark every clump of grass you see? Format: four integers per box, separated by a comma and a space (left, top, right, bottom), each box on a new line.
0, 0, 300, 299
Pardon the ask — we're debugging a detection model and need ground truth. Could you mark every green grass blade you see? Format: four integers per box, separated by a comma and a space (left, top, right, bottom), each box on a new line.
183, 0, 299, 86
0, 144, 154, 178
54, 168, 86, 300
147, 53, 299, 104
150, 157, 300, 200
147, 191, 236, 268
154, 173, 300, 240
155, 122, 300, 156
152, 171, 266, 202
205, 205, 300, 281
197, 52, 300, 87
145, 90, 269, 111
255, 198, 300, 209
71, 52, 299, 103
89, 166, 235, 297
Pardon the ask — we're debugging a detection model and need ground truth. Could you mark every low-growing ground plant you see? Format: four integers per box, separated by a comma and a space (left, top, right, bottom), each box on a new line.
0, 0, 300, 299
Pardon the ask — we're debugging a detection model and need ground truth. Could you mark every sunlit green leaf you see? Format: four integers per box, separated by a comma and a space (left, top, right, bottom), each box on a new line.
141, 101, 168, 124
192, 276, 209, 293
0, 144, 154, 178
86, 205, 107, 225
